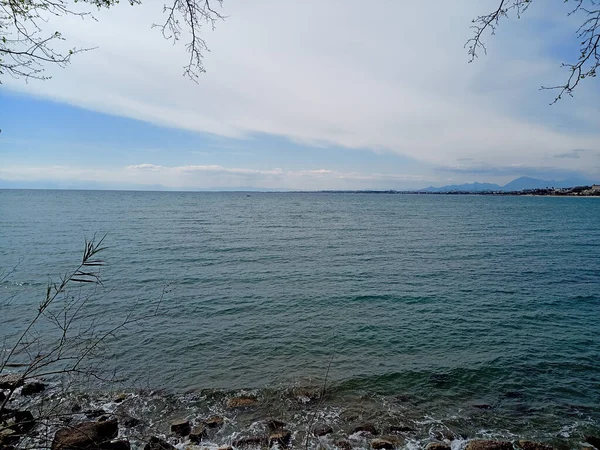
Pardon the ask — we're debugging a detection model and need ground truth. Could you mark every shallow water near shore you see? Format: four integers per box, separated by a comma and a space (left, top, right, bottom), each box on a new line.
1, 190, 600, 447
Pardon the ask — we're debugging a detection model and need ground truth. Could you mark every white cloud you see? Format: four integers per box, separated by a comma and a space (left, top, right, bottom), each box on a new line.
3, 0, 600, 182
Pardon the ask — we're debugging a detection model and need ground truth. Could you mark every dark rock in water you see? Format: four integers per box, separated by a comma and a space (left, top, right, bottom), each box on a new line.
585, 436, 600, 449
427, 444, 451, 450
170, 419, 191, 436
51, 418, 118, 450
0, 427, 19, 448
144, 437, 176, 450
189, 425, 207, 443
265, 419, 286, 431
432, 430, 460, 441
465, 440, 513, 450
0, 374, 23, 390
291, 387, 321, 403
227, 396, 258, 408
84, 409, 106, 419
71, 404, 82, 413
335, 440, 353, 450
394, 394, 413, 403
2, 409, 36, 435
122, 416, 141, 428
204, 415, 225, 428
232, 436, 266, 447
472, 404, 494, 410
388, 425, 414, 434
269, 430, 291, 447
517, 441, 555, 450
113, 393, 128, 404
0, 391, 6, 402
371, 438, 396, 449
218, 447, 233, 450
353, 422, 378, 435
314, 426, 333, 436
21, 381, 46, 396
104, 440, 131, 450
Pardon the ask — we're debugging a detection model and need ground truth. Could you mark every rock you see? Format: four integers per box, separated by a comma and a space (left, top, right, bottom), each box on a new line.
143, 437, 176, 450
113, 393, 128, 404
517, 441, 554, 450
122, 416, 141, 428
335, 440, 353, 450
472, 404, 494, 410
104, 441, 131, 450
189, 425, 207, 443
371, 438, 395, 449
51, 418, 119, 450
388, 425, 414, 434
268, 430, 291, 447
204, 415, 224, 428
0, 427, 19, 448
71, 404, 82, 413
227, 396, 258, 408
465, 440, 513, 450
218, 447, 233, 450
232, 436, 265, 447
2, 409, 35, 434
353, 423, 378, 436
314, 426, 333, 436
0, 391, 5, 402
0, 374, 23, 390
21, 381, 46, 396
265, 419, 286, 431
586, 436, 600, 449
170, 419, 191, 436
427, 444, 451, 450
292, 387, 321, 403
84, 409, 106, 419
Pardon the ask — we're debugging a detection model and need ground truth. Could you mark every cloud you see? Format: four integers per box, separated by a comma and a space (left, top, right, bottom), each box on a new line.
553, 149, 590, 159
2, 0, 600, 184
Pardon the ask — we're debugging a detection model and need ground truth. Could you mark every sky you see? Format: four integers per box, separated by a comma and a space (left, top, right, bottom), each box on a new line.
1, 0, 599, 190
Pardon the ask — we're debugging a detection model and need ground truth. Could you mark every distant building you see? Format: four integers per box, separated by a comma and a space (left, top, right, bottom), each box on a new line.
592, 184, 600, 192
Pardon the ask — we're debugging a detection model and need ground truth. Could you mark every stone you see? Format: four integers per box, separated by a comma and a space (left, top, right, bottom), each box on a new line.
472, 404, 494, 410
0, 374, 23, 390
144, 437, 176, 450
268, 430, 291, 447
170, 419, 191, 436
335, 440, 352, 450
517, 441, 554, 450
217, 447, 233, 450
388, 425, 414, 434
427, 444, 451, 450
292, 388, 321, 403
113, 393, 128, 404
232, 436, 265, 447
265, 419, 286, 431
71, 404, 82, 413
227, 396, 258, 408
84, 409, 106, 419
0, 391, 5, 402
122, 416, 141, 428
204, 415, 224, 428
2, 409, 35, 434
0, 427, 19, 448
465, 440, 513, 450
586, 436, 600, 449
188, 425, 207, 443
314, 426, 333, 436
21, 381, 46, 396
371, 438, 395, 449
51, 418, 119, 450
353, 423, 378, 436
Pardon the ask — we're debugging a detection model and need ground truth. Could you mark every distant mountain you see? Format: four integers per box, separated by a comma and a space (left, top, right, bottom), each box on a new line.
419, 176, 595, 193
420, 182, 502, 193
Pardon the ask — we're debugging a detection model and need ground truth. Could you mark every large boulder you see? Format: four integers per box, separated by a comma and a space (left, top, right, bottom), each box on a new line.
51, 418, 118, 450
227, 396, 258, 408
21, 381, 47, 396
204, 415, 225, 429
465, 440, 513, 450
189, 425, 207, 443
169, 419, 190, 436
0, 374, 23, 390
353, 422, 378, 435
143, 437, 176, 450
268, 430, 291, 447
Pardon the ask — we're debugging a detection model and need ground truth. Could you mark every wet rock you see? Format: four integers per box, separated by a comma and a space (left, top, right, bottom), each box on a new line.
353, 422, 378, 436
0, 427, 19, 448
388, 425, 414, 434
265, 419, 286, 431
21, 381, 46, 396
204, 415, 225, 428
371, 438, 395, 449
585, 436, 600, 449
0, 391, 6, 402
143, 436, 176, 450
189, 424, 207, 443
314, 426, 333, 436
51, 418, 118, 450
472, 404, 494, 410
170, 419, 191, 436
84, 409, 106, 419
517, 441, 555, 450
232, 436, 266, 447
122, 416, 141, 428
227, 396, 258, 408
465, 440, 513, 450
0, 374, 23, 390
291, 387, 321, 403
2, 409, 35, 434
335, 440, 353, 450
427, 443, 451, 450
394, 394, 413, 403
268, 430, 291, 447
218, 447, 233, 450
432, 430, 459, 441
71, 404, 82, 413
113, 393, 128, 404
104, 440, 131, 450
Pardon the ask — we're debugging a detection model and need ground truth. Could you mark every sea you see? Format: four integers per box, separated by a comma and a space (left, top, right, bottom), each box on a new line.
1, 189, 599, 449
